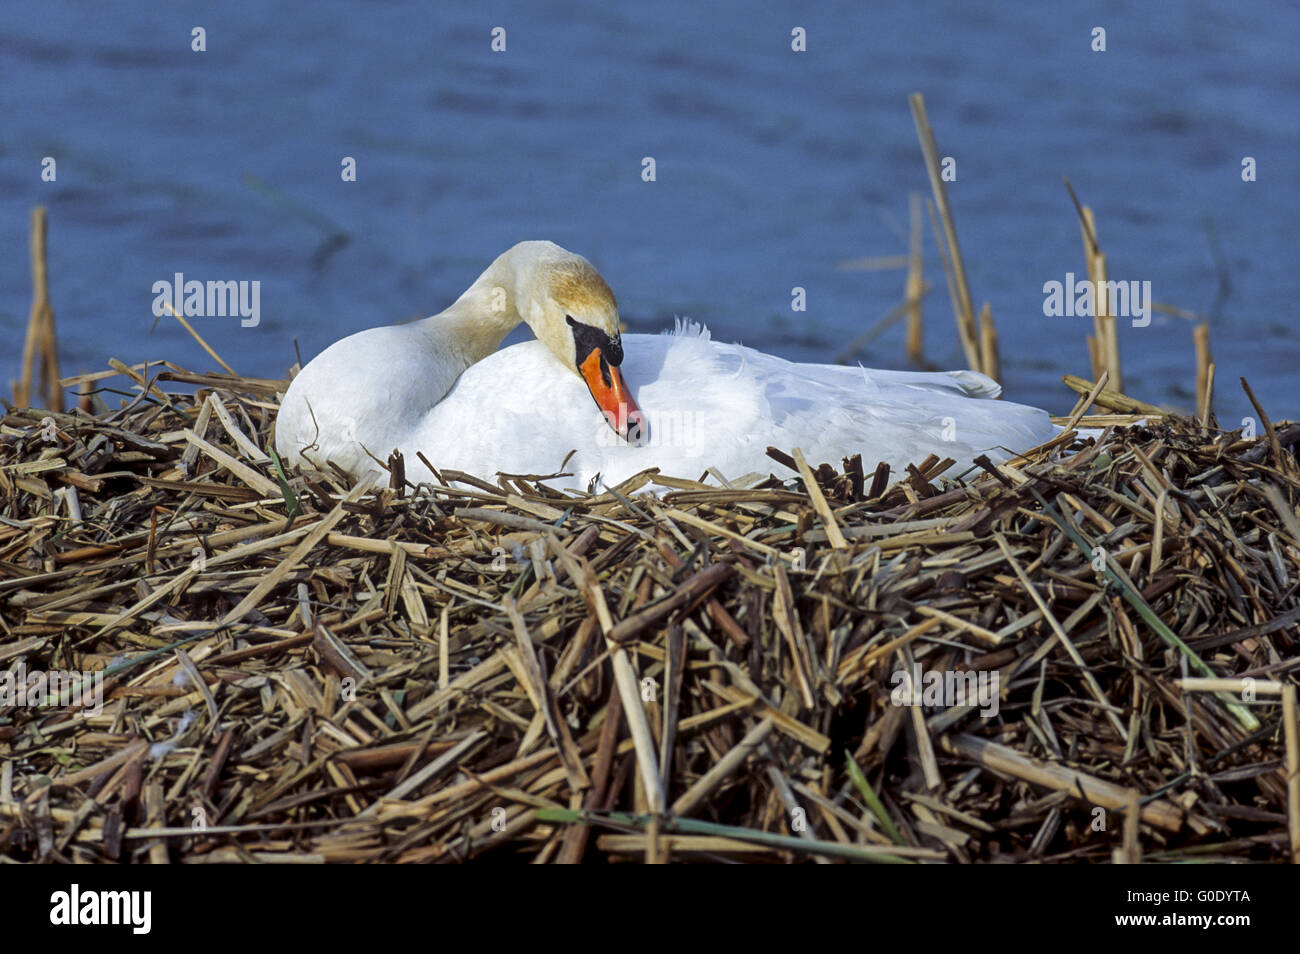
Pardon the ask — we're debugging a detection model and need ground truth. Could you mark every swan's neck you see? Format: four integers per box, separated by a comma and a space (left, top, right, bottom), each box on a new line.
416, 251, 524, 369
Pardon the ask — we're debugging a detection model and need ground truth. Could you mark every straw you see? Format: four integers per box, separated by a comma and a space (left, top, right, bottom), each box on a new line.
2, 358, 1296, 863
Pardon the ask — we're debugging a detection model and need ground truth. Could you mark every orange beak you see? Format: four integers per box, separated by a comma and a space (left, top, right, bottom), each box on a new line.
579, 348, 644, 442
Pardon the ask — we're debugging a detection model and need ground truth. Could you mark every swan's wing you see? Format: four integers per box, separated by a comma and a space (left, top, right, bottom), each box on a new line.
627, 334, 1054, 481
400, 330, 1058, 494
276, 323, 463, 478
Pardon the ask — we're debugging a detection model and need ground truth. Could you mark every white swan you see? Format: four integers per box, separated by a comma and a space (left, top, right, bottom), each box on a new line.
275, 241, 1058, 492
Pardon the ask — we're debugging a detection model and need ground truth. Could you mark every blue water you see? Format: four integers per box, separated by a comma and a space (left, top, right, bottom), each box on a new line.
2, 1, 1297, 426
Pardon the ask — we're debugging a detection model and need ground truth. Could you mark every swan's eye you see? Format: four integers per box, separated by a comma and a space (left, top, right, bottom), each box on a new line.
566, 315, 623, 368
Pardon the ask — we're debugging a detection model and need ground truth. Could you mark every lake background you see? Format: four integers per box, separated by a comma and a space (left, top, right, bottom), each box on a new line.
2, 0, 1297, 427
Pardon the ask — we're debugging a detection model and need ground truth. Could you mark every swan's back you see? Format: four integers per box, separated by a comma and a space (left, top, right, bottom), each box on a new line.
405, 321, 1056, 490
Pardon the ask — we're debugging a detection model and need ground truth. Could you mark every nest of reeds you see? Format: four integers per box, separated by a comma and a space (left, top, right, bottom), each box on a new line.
1, 362, 1298, 863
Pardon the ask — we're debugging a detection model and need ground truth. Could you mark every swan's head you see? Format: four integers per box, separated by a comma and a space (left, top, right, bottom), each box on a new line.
509, 241, 643, 441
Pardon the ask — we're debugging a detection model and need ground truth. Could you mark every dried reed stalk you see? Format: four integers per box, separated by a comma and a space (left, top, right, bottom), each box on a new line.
905, 191, 924, 364
15, 207, 62, 412
909, 93, 981, 373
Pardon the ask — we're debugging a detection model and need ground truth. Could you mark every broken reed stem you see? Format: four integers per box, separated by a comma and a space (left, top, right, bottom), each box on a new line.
1201, 363, 1216, 436
940, 734, 1182, 832
1120, 788, 1142, 864
1061, 369, 1110, 433
1176, 678, 1284, 695
17, 206, 62, 412
978, 302, 999, 385
1241, 376, 1286, 472
1081, 206, 1107, 381
161, 300, 238, 376
1195, 323, 1213, 428
909, 92, 981, 373
905, 191, 924, 364
792, 447, 847, 548
1061, 374, 1163, 416
1080, 205, 1122, 393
